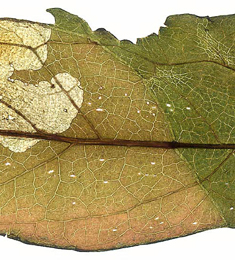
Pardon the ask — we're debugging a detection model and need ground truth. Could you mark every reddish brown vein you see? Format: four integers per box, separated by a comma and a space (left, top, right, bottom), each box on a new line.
0, 100, 40, 132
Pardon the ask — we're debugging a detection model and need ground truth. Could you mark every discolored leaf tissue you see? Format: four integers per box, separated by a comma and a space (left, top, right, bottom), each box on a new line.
0, 8, 235, 251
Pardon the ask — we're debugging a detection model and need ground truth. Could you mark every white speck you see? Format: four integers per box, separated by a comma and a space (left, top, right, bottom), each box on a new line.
24, 83, 28, 86
8, 115, 14, 120
150, 226, 153, 229
99, 86, 103, 90
151, 162, 156, 165
72, 202, 76, 205
103, 181, 108, 184
48, 170, 54, 174
70, 174, 76, 178
152, 106, 157, 110
96, 108, 103, 112
146, 101, 150, 105
138, 172, 142, 175
152, 113, 156, 116
170, 109, 174, 112
0, 95, 2, 100
192, 221, 198, 225
10, 64, 13, 67
166, 103, 171, 107
137, 110, 140, 114
5, 162, 11, 166
124, 93, 128, 96
8, 78, 14, 83
88, 102, 92, 105
160, 221, 164, 225
153, 174, 157, 177
225, 182, 229, 186
186, 107, 191, 110
155, 217, 159, 220
145, 174, 149, 176
230, 207, 234, 211
98, 96, 102, 100
99, 158, 105, 162
112, 228, 117, 232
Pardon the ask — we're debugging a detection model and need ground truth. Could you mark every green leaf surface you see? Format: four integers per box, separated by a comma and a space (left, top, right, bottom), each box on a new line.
0, 8, 234, 251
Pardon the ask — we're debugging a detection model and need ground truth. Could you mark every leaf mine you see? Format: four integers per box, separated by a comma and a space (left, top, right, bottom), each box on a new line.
0, 21, 84, 152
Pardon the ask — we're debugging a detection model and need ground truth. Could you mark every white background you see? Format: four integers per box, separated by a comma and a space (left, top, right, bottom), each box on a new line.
0, 0, 235, 259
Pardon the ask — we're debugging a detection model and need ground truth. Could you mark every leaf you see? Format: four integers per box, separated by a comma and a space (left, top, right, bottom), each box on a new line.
0, 8, 234, 251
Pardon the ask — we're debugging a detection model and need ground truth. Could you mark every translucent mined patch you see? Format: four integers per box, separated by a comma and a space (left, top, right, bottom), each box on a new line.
0, 137, 38, 153
0, 20, 51, 70
0, 73, 83, 152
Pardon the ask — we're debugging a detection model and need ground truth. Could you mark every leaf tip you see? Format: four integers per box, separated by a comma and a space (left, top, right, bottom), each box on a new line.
46, 8, 92, 35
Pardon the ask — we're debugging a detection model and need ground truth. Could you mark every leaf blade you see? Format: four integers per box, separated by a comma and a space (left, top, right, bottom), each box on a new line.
0, 9, 234, 251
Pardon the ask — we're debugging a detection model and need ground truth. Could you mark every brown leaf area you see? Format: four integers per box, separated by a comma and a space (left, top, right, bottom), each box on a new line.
0, 16, 225, 250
